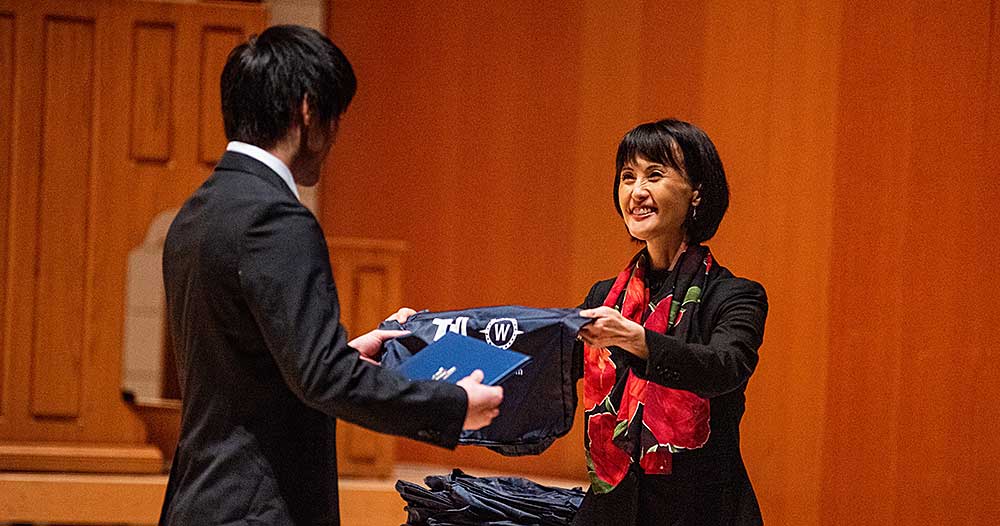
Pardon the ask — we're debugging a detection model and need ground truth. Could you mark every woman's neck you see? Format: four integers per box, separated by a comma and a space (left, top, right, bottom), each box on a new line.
646, 236, 687, 271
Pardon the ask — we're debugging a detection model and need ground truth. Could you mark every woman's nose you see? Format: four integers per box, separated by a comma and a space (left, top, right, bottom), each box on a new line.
631, 180, 650, 198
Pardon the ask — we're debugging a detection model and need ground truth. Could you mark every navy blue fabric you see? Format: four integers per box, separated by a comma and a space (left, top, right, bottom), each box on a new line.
380, 307, 590, 455
396, 469, 584, 526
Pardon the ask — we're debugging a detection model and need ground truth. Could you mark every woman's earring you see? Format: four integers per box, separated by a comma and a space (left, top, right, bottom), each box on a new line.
691, 206, 698, 222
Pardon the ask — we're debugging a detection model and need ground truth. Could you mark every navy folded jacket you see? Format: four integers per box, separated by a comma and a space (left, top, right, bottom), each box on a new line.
396, 469, 584, 525
380, 306, 590, 455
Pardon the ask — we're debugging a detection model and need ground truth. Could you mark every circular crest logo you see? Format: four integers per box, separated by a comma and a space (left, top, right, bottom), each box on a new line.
479, 318, 525, 349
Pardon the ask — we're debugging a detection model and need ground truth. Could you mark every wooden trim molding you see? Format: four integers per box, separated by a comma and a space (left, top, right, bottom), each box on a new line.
0, 442, 163, 474
0, 471, 167, 525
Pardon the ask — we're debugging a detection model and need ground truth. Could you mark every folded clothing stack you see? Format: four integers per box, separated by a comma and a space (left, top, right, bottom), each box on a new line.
396, 469, 585, 526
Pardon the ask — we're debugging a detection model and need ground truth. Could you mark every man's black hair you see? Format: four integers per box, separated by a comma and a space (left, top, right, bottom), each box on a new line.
220, 25, 356, 149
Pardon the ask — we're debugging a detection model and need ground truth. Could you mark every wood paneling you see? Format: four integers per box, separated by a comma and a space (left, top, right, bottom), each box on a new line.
83, 0, 263, 448
971, 8, 1000, 522
823, 2, 999, 526
327, 0, 589, 480
693, 3, 842, 523
130, 22, 174, 164
0, 442, 161, 473
0, 0, 265, 470
0, 472, 166, 525
342, 269, 387, 467
0, 472, 409, 526
30, 15, 95, 418
325, 0, 838, 490
820, 4, 914, 523
352, 268, 387, 339
327, 0, 1000, 523
197, 27, 242, 166
328, 238, 406, 478
0, 12, 14, 414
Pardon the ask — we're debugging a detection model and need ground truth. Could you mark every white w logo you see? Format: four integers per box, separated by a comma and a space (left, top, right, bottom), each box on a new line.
479, 318, 524, 349
492, 323, 511, 341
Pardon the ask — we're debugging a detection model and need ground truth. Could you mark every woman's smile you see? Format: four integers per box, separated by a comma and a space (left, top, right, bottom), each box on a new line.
628, 205, 658, 218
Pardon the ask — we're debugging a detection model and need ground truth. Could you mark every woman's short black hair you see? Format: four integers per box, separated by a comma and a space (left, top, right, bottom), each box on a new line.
613, 119, 730, 244
220, 25, 356, 150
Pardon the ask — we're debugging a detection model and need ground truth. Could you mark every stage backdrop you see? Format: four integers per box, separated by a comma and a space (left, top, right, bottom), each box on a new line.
324, 1, 1000, 526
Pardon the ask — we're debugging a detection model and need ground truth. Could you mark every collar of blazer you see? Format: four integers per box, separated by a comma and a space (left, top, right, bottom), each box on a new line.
216, 150, 300, 201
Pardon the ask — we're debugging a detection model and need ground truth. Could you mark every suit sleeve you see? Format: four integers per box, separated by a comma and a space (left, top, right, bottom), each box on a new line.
237, 201, 466, 448
643, 279, 768, 399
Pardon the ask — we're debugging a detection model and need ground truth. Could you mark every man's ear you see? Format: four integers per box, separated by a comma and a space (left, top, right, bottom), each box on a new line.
298, 96, 326, 152
299, 97, 312, 128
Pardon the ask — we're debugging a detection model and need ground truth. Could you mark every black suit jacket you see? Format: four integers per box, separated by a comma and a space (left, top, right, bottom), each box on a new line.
159, 151, 467, 526
573, 263, 767, 526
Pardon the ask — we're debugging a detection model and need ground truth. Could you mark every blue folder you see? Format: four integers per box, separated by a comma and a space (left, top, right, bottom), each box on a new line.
395, 332, 531, 386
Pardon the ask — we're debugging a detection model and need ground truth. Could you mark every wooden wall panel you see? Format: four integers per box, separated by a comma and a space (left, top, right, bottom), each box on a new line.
822, 1, 1000, 525
326, 1, 841, 497
969, 6, 1000, 522
352, 269, 387, 335
0, 0, 264, 470
894, 5, 991, 523
30, 15, 95, 418
327, 0, 589, 480
568, 0, 643, 301
692, 2, 842, 524
821, 4, 913, 523
327, 238, 406, 478
197, 27, 242, 166
1, 0, 46, 439
130, 22, 174, 164
85, 1, 264, 447
0, 12, 14, 414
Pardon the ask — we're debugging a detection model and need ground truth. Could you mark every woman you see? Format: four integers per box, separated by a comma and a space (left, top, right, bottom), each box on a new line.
574, 119, 767, 526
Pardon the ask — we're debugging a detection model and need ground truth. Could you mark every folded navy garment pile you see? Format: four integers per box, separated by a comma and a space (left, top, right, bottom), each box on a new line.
396, 469, 584, 526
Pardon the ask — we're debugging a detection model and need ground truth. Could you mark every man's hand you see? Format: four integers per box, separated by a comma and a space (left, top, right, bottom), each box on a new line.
456, 370, 503, 430
579, 306, 648, 359
348, 329, 409, 365
384, 307, 418, 324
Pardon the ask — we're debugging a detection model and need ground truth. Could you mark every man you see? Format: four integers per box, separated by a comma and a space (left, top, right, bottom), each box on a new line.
159, 25, 503, 525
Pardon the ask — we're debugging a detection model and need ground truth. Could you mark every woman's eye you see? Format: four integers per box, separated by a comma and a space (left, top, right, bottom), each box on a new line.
621, 173, 636, 182
648, 171, 664, 181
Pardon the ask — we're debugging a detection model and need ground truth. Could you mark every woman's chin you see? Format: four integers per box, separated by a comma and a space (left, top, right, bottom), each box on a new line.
625, 227, 652, 242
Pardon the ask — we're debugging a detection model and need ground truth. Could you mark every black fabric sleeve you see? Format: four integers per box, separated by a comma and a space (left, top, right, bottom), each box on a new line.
643, 278, 768, 399
237, 201, 466, 448
573, 280, 616, 380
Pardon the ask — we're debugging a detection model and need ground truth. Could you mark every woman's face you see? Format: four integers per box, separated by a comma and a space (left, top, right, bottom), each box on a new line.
618, 155, 699, 245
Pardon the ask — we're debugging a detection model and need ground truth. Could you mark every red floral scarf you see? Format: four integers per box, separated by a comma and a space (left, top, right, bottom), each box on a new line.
583, 245, 713, 493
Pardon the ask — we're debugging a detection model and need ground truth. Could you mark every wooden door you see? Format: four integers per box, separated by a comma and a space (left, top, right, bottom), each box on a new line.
0, 0, 266, 473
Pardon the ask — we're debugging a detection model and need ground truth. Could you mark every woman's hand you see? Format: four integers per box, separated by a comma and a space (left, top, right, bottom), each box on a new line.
578, 306, 649, 360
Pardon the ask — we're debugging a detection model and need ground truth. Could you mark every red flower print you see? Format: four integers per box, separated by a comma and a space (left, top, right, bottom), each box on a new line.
587, 412, 632, 487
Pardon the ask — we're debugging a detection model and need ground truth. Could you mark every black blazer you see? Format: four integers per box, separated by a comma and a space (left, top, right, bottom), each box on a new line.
573, 262, 767, 526
159, 151, 467, 526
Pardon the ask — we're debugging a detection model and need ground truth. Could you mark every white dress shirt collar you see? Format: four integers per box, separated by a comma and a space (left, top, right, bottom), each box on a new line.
226, 141, 300, 200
